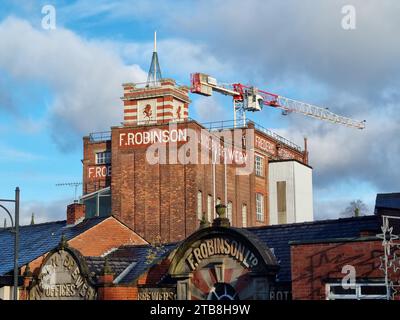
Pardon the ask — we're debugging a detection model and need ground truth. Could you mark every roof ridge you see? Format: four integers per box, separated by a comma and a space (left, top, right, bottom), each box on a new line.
86, 256, 135, 261
0, 219, 66, 232
0, 215, 109, 233
245, 214, 379, 231
117, 241, 180, 249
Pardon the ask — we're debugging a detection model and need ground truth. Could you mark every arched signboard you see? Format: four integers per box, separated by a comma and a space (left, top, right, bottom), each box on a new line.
29, 246, 96, 300
167, 225, 279, 300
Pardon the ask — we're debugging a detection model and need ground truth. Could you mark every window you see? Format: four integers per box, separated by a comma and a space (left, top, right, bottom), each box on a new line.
326, 283, 387, 300
242, 204, 247, 227
81, 187, 111, 218
256, 193, 264, 222
197, 191, 203, 220
227, 201, 233, 223
207, 195, 213, 222
216, 198, 221, 218
255, 154, 264, 176
277, 181, 287, 224
96, 151, 111, 164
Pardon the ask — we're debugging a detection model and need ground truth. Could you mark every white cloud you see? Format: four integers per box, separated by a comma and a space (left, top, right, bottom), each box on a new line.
19, 198, 69, 225
0, 16, 147, 150
0, 145, 44, 161
191, 96, 229, 123
98, 37, 232, 84
0, 197, 69, 227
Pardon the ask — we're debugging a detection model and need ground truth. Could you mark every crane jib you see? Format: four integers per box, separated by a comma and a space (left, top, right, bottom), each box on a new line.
189, 72, 366, 130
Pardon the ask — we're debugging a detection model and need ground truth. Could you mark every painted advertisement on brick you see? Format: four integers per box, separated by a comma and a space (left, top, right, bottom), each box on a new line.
29, 246, 96, 300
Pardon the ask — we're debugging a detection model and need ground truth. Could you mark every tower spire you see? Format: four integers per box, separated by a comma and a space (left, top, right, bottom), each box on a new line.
154, 30, 157, 52
146, 31, 162, 87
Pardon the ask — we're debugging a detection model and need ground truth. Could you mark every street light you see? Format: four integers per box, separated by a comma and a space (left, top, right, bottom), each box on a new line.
0, 187, 20, 300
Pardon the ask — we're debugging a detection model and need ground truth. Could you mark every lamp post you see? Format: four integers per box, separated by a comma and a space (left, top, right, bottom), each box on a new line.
0, 187, 20, 300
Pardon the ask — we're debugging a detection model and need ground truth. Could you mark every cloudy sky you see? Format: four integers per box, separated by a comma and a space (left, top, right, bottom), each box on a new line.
0, 0, 398, 225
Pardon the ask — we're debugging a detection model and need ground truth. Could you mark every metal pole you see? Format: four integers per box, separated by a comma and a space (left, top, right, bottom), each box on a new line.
212, 159, 216, 219
233, 100, 236, 128
13, 187, 19, 300
224, 154, 227, 207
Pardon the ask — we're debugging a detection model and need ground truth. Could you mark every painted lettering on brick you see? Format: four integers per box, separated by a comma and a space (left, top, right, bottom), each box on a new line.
186, 237, 258, 271
87, 165, 112, 179
119, 128, 187, 147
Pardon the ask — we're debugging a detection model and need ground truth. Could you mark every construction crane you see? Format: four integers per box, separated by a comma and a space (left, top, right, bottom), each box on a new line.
190, 73, 366, 129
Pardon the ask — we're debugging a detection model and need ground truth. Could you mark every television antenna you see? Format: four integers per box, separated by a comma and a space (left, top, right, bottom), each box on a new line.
56, 182, 82, 202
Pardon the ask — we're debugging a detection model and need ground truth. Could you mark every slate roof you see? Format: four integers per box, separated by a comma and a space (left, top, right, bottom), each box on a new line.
103, 216, 382, 285
0, 216, 109, 276
106, 243, 179, 284
375, 193, 400, 210
85, 256, 136, 282
245, 215, 382, 282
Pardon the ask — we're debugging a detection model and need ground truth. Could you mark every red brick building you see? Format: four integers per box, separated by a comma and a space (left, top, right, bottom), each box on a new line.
2, 202, 397, 300
81, 63, 311, 244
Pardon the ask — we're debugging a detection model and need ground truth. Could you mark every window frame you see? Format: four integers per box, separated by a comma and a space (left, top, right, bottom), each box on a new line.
256, 193, 264, 222
255, 154, 264, 177
242, 204, 247, 227
95, 151, 111, 165
227, 201, 233, 223
197, 191, 203, 220
325, 282, 388, 300
207, 194, 213, 222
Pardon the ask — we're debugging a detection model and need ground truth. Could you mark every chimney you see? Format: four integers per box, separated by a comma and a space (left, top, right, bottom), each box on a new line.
67, 203, 86, 225
303, 137, 309, 165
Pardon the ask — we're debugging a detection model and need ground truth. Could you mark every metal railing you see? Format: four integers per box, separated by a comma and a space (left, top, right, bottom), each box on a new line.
87, 118, 303, 152
326, 283, 388, 300
200, 119, 302, 152
89, 131, 111, 142
251, 122, 302, 152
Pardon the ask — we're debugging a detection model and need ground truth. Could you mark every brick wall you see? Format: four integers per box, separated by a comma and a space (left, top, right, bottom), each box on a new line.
69, 216, 147, 256
97, 286, 138, 300
83, 81, 308, 244
110, 121, 264, 243
82, 137, 111, 194
291, 239, 384, 300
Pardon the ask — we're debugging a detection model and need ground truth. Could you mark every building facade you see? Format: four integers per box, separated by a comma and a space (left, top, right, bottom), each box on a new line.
81, 76, 312, 244
12, 212, 399, 301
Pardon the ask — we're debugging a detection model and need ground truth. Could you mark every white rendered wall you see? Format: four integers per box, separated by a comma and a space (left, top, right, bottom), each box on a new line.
0, 286, 11, 300
269, 161, 313, 225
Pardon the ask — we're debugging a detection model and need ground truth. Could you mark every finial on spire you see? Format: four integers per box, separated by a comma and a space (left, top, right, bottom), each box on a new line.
154, 31, 157, 52
146, 31, 162, 87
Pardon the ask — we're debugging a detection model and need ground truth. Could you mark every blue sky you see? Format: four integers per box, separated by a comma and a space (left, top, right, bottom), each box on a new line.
0, 0, 398, 224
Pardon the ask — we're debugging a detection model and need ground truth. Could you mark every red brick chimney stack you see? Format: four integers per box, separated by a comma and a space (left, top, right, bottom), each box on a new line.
66, 203, 86, 225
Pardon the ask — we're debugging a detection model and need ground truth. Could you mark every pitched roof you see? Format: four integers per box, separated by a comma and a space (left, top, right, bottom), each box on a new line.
105, 243, 179, 284
245, 215, 382, 282
0, 216, 108, 276
375, 193, 400, 210
85, 256, 136, 282
103, 216, 382, 285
